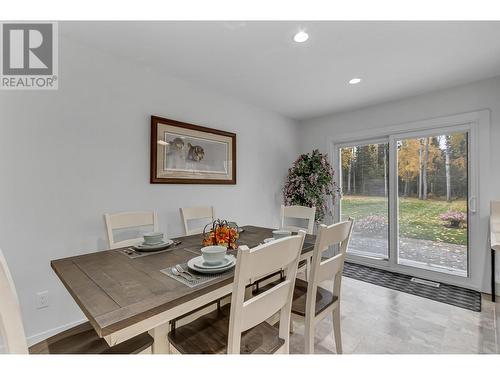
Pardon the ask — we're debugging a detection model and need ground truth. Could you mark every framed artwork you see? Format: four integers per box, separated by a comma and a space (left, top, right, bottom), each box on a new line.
150, 116, 237, 184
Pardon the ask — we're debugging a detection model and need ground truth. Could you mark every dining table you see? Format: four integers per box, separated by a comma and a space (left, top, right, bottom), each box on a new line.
50, 225, 316, 353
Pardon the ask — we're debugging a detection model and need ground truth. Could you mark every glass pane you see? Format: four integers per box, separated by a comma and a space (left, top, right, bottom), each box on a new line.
340, 143, 389, 259
397, 132, 468, 276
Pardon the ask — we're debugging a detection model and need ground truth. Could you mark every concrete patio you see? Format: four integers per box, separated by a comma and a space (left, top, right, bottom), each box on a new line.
348, 235, 467, 274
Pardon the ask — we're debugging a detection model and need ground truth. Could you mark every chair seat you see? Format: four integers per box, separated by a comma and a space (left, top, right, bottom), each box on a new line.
29, 322, 153, 354
291, 278, 338, 317
254, 278, 338, 318
168, 304, 284, 354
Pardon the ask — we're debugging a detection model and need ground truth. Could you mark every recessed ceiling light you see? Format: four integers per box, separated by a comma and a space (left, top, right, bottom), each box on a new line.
293, 31, 309, 43
349, 78, 362, 85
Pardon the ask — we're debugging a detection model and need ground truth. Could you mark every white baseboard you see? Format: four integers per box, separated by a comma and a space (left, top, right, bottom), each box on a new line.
27, 319, 86, 346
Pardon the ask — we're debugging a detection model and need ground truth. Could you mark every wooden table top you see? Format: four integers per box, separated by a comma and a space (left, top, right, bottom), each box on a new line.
51, 226, 316, 337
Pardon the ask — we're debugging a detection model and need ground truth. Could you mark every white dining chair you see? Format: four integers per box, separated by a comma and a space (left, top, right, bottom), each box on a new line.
104, 211, 159, 249
180, 206, 215, 235
280, 205, 316, 235
290, 218, 354, 354
167, 231, 306, 354
0, 248, 153, 354
280, 205, 316, 280
490, 201, 500, 302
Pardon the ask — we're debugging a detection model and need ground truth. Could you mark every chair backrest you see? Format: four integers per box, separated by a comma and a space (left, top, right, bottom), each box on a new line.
0, 249, 28, 354
227, 231, 306, 354
305, 218, 354, 320
491, 201, 500, 233
104, 211, 159, 249
180, 206, 215, 235
280, 205, 316, 234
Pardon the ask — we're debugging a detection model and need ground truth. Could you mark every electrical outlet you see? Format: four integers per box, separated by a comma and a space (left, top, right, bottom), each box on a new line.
36, 291, 49, 309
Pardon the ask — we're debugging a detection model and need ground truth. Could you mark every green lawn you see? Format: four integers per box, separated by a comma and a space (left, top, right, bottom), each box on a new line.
341, 195, 467, 245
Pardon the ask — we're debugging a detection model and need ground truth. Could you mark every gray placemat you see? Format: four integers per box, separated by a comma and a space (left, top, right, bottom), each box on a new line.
116, 240, 186, 259
118, 246, 175, 259
160, 263, 234, 288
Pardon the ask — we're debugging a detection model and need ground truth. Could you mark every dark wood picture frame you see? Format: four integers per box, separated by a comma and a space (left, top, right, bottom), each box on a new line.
150, 115, 237, 184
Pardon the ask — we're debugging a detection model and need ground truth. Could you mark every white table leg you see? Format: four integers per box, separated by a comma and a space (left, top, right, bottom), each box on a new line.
151, 323, 170, 354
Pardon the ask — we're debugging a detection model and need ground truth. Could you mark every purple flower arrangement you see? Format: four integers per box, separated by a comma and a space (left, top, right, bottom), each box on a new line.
283, 149, 340, 222
439, 211, 467, 228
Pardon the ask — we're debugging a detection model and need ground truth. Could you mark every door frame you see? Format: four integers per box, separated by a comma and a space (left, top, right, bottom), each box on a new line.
390, 125, 474, 278
330, 110, 489, 291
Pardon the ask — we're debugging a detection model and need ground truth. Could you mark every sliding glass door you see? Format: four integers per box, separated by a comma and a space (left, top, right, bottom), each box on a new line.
337, 126, 471, 279
395, 131, 469, 276
339, 140, 389, 259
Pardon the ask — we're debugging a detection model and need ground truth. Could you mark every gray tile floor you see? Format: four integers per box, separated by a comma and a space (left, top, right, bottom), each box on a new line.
289, 277, 499, 354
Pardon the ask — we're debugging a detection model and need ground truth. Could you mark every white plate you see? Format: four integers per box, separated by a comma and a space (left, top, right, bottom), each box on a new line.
133, 239, 174, 252
194, 256, 232, 269
263, 238, 275, 243
187, 255, 236, 274
191, 254, 235, 269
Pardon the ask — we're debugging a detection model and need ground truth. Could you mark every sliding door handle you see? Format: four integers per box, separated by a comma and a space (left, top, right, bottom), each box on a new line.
469, 196, 477, 214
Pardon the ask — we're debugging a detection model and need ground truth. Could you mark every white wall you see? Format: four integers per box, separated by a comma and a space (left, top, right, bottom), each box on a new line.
298, 76, 500, 293
0, 36, 300, 342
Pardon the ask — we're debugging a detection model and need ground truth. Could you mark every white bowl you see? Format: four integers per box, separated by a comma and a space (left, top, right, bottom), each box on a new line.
201, 245, 227, 265
143, 232, 164, 245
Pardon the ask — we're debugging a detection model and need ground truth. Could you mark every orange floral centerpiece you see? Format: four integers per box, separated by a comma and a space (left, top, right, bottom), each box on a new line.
202, 219, 239, 249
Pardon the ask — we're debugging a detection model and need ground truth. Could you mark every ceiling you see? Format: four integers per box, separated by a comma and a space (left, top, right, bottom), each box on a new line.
61, 21, 500, 120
